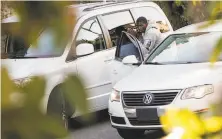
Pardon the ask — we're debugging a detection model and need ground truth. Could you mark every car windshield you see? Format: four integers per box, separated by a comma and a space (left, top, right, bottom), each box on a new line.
1, 23, 66, 59
146, 32, 222, 64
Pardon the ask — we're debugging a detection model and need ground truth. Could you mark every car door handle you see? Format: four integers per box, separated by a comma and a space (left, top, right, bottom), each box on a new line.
113, 70, 118, 75
104, 57, 113, 62
104, 59, 112, 62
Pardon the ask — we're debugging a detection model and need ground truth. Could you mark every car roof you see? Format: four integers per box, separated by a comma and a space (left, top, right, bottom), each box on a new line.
1, 2, 106, 23
174, 20, 222, 34
2, 0, 156, 23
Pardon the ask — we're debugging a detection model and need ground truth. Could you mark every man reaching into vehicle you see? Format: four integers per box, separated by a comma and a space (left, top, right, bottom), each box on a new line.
128, 16, 162, 53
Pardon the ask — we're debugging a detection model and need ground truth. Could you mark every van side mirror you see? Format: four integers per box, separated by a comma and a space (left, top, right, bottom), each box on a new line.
122, 55, 139, 65
76, 43, 94, 57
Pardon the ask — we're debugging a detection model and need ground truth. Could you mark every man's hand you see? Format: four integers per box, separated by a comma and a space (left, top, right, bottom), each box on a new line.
127, 28, 137, 36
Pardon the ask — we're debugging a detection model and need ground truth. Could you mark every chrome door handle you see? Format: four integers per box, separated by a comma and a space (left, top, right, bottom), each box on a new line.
104, 57, 113, 62
104, 59, 112, 62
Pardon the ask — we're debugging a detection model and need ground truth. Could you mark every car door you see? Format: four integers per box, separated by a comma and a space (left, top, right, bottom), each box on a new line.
100, 10, 139, 86
110, 31, 145, 86
73, 17, 114, 112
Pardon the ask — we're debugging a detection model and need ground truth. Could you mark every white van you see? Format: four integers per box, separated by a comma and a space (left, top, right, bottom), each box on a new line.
1, 1, 173, 129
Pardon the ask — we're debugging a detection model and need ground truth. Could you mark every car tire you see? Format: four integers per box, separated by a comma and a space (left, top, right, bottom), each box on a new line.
117, 129, 145, 139
47, 86, 75, 130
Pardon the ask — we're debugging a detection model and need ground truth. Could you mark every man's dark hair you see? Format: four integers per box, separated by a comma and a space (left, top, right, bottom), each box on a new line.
136, 16, 148, 24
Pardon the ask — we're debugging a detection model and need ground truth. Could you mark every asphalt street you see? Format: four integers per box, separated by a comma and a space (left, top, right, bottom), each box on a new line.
68, 110, 165, 139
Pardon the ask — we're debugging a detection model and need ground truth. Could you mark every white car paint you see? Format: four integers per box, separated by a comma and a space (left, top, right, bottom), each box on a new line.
1, 1, 173, 118
114, 63, 222, 91
109, 20, 222, 130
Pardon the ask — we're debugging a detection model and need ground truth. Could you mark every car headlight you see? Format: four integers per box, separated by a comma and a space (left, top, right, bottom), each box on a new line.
181, 85, 214, 100
110, 89, 120, 102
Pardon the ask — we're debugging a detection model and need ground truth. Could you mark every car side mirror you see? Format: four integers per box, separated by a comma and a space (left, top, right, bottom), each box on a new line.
122, 55, 139, 65
76, 43, 94, 57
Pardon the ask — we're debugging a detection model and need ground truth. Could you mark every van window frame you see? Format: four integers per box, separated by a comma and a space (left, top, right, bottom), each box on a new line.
99, 9, 136, 49
66, 15, 108, 62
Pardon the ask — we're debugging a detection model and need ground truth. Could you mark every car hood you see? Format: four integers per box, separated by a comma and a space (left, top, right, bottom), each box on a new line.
1, 58, 65, 80
114, 62, 222, 91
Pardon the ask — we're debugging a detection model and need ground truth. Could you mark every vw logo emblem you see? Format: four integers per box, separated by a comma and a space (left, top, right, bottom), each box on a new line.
143, 93, 153, 105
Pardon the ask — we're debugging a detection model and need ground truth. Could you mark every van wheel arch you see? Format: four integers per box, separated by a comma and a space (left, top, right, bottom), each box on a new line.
47, 84, 75, 122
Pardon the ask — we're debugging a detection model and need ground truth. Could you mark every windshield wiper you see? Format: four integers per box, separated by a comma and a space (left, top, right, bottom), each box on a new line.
144, 61, 204, 65
177, 61, 203, 64
11, 56, 38, 59
144, 62, 164, 65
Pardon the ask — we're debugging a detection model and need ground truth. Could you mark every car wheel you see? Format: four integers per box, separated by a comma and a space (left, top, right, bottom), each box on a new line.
47, 86, 74, 130
117, 129, 145, 139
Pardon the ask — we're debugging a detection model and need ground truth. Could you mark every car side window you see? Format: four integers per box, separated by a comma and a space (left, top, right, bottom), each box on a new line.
101, 11, 135, 48
131, 7, 171, 33
76, 18, 106, 52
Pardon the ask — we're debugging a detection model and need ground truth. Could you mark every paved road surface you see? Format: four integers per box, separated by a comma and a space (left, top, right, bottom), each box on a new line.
68, 110, 165, 139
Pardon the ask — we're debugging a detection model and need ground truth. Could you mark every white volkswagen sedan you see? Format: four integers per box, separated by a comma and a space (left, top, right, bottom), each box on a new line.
108, 20, 222, 139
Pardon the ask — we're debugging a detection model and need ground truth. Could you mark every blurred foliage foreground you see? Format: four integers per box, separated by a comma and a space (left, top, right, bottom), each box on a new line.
1, 1, 222, 139
1, 2, 89, 139
2, 67, 89, 139
161, 108, 222, 139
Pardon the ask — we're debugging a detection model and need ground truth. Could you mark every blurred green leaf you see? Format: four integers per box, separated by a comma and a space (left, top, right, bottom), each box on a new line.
2, 107, 68, 139
1, 70, 69, 139
8, 1, 75, 49
192, 0, 201, 6
37, 115, 68, 138
210, 37, 222, 63
62, 75, 89, 116
175, 0, 182, 6
1, 67, 17, 109
20, 76, 46, 108
197, 20, 217, 30
210, 2, 222, 20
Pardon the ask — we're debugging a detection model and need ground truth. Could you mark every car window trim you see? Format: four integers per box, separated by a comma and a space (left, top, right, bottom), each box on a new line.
129, 9, 136, 24
76, 16, 107, 51
97, 15, 112, 49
